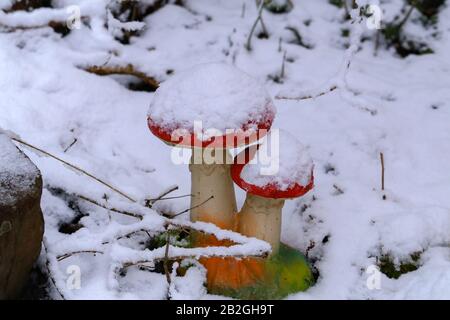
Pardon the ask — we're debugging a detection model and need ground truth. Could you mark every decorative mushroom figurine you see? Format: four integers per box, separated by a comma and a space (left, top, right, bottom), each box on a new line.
220, 129, 315, 299
232, 130, 314, 254
147, 63, 275, 291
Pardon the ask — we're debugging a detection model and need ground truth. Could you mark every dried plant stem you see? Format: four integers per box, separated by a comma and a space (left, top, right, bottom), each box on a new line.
276, 85, 338, 101
280, 50, 287, 80
77, 194, 143, 220
164, 233, 172, 284
43, 242, 66, 300
145, 185, 179, 207
57, 250, 104, 261
11, 137, 136, 202
124, 251, 268, 269
245, 0, 265, 51
380, 152, 386, 200
171, 195, 214, 218
84, 64, 159, 91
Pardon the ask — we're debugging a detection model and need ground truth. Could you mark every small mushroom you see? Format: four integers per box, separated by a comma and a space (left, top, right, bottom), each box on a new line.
147, 63, 275, 234
231, 130, 314, 254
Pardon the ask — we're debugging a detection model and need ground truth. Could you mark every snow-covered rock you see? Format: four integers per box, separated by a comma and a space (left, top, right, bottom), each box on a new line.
0, 132, 44, 299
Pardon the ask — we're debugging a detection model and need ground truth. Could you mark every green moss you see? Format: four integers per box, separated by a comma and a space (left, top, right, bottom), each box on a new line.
329, 0, 344, 8
378, 252, 421, 279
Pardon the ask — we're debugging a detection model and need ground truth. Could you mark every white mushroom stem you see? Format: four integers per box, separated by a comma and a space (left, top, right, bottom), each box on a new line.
189, 148, 237, 231
238, 193, 284, 255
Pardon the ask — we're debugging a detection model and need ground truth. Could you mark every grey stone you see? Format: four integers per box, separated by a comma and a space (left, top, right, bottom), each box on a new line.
0, 133, 44, 299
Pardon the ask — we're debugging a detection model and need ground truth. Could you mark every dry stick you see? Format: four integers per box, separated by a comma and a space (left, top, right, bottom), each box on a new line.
152, 194, 193, 201
398, 4, 415, 30
280, 50, 287, 80
380, 152, 386, 200
84, 64, 159, 91
43, 243, 66, 300
77, 194, 143, 220
276, 85, 338, 101
245, 0, 265, 51
123, 251, 268, 269
145, 185, 179, 207
164, 232, 172, 284
257, 0, 269, 36
57, 250, 104, 262
63, 138, 78, 153
12, 137, 136, 202
171, 195, 214, 218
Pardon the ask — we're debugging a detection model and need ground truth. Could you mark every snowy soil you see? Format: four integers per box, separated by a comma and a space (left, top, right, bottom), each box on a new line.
1, 0, 450, 299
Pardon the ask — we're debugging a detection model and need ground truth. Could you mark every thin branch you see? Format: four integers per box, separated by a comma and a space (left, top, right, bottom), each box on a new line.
280, 50, 287, 80
77, 194, 143, 220
43, 243, 65, 300
380, 152, 386, 200
123, 251, 268, 269
63, 138, 78, 153
171, 195, 214, 218
276, 85, 338, 101
164, 233, 171, 284
245, 0, 265, 51
57, 250, 104, 262
398, 4, 415, 30
84, 64, 159, 91
153, 194, 194, 201
11, 137, 136, 202
145, 185, 179, 207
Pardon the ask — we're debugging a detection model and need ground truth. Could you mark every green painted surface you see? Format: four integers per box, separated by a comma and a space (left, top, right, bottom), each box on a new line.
209, 243, 314, 300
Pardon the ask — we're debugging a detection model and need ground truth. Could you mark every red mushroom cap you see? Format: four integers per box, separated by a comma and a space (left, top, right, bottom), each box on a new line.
231, 134, 314, 199
147, 111, 274, 148
147, 63, 276, 148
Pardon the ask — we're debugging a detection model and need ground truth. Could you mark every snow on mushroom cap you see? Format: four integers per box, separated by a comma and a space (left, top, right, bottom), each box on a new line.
232, 130, 314, 198
147, 63, 275, 141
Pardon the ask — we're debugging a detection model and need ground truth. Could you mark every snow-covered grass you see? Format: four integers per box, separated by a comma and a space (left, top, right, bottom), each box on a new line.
1, 0, 450, 299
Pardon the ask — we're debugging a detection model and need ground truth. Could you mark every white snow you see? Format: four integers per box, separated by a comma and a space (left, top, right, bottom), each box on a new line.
148, 62, 275, 138
240, 130, 313, 191
1, 0, 450, 300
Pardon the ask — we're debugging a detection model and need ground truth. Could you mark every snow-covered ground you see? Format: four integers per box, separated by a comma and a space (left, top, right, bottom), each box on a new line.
1, 0, 450, 299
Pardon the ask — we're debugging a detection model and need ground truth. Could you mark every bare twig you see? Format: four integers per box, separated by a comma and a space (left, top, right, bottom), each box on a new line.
398, 4, 415, 30
280, 50, 287, 80
380, 152, 386, 200
276, 85, 338, 101
43, 242, 65, 300
164, 232, 171, 284
171, 195, 214, 218
84, 64, 159, 91
77, 194, 143, 220
57, 250, 104, 261
123, 251, 268, 269
63, 138, 78, 153
12, 137, 136, 202
245, 0, 265, 51
145, 185, 179, 207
